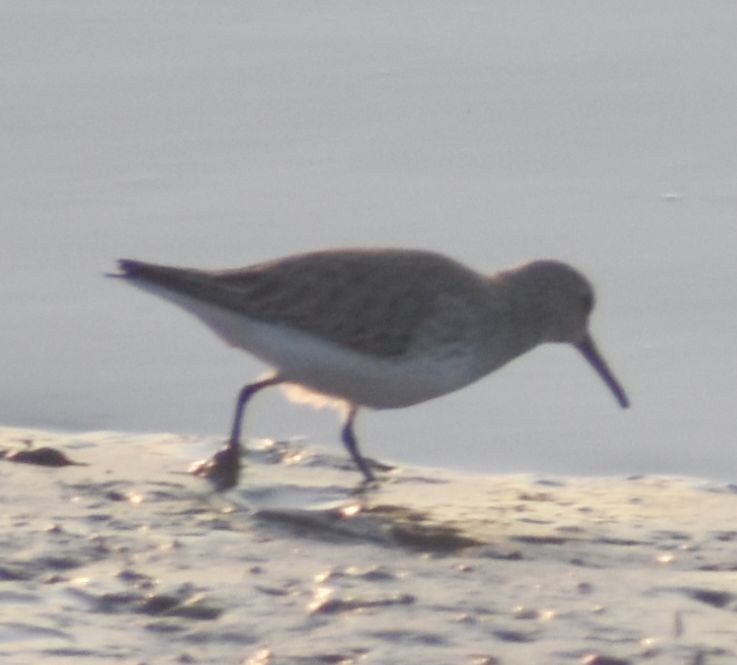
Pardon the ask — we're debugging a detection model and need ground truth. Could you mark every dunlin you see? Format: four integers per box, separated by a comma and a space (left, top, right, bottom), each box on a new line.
113, 248, 628, 489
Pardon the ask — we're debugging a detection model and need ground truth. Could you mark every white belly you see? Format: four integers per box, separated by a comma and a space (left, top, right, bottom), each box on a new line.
129, 282, 484, 409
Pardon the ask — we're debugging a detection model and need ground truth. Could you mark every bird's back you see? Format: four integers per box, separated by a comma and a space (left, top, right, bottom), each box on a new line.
118, 248, 492, 359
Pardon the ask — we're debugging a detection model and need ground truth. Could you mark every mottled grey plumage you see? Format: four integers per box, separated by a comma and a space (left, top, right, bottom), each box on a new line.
118, 249, 496, 359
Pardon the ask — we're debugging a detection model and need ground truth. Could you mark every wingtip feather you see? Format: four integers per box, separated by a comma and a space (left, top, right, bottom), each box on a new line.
107, 259, 148, 279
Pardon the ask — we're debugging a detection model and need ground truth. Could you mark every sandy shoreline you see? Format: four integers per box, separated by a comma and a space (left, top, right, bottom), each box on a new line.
0, 426, 735, 664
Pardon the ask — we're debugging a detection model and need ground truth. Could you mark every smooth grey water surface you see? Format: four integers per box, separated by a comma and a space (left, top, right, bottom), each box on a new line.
2, 2, 737, 479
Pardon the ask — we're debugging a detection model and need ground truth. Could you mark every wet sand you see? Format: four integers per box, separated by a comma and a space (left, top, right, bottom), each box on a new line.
1, 427, 735, 664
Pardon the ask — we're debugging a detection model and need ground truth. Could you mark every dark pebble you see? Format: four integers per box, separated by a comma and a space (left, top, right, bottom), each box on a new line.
3, 447, 84, 467
581, 655, 631, 665
491, 629, 536, 643
682, 588, 736, 608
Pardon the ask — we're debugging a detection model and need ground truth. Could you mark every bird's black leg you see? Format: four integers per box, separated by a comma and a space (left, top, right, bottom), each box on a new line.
228, 377, 282, 445
341, 406, 375, 482
192, 376, 281, 491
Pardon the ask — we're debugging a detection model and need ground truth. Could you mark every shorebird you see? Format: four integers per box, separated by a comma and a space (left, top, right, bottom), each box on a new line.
112, 248, 629, 490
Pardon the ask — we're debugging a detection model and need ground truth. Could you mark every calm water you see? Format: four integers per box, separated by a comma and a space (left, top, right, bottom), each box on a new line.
2, 2, 737, 479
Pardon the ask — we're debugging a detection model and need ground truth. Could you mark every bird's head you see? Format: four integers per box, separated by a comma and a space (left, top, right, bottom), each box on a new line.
508, 260, 629, 409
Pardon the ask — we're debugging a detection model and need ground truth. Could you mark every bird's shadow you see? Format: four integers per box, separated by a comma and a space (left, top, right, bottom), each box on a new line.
193, 442, 485, 555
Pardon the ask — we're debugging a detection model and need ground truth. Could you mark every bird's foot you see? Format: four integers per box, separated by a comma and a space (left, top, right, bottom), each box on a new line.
348, 477, 381, 497
355, 457, 394, 479
190, 442, 241, 491
368, 458, 394, 474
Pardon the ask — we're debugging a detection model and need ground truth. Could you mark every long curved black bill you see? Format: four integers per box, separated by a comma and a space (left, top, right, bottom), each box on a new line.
575, 334, 629, 408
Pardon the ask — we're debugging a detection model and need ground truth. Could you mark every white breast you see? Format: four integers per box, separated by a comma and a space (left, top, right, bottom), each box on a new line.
128, 281, 486, 409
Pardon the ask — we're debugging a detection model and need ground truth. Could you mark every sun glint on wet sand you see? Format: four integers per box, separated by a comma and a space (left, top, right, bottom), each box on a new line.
1, 427, 736, 664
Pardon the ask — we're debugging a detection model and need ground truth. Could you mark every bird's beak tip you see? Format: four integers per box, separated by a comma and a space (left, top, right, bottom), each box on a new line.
575, 335, 630, 410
